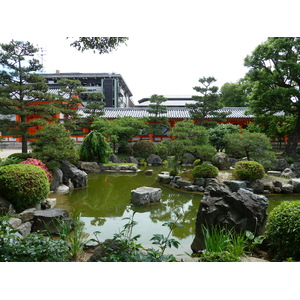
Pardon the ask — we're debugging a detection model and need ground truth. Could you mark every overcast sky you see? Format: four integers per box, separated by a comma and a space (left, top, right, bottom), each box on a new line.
2, 0, 299, 105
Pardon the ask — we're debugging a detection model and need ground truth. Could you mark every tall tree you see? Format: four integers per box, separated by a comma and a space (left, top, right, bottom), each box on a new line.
68, 37, 128, 54
92, 117, 146, 154
186, 76, 229, 126
166, 120, 217, 162
146, 94, 169, 140
220, 81, 249, 107
0, 40, 60, 153
80, 92, 106, 130
244, 37, 300, 157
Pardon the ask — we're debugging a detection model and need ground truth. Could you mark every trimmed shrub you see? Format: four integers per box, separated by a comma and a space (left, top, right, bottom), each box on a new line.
234, 160, 265, 181
132, 140, 157, 159
0, 164, 50, 212
192, 164, 219, 178
19, 158, 52, 182
266, 201, 300, 261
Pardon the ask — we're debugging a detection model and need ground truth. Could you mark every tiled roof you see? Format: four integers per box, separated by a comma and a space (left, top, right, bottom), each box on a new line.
78, 107, 253, 119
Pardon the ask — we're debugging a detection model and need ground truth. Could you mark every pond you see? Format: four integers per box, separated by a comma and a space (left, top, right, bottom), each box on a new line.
52, 167, 300, 256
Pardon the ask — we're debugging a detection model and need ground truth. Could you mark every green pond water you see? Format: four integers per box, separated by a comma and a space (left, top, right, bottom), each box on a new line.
52, 167, 300, 256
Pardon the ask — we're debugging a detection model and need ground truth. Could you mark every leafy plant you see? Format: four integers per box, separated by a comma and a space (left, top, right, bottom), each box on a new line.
150, 211, 183, 256
0, 216, 69, 262
265, 201, 300, 261
55, 213, 89, 261
234, 160, 265, 181
167, 156, 180, 176
79, 130, 112, 163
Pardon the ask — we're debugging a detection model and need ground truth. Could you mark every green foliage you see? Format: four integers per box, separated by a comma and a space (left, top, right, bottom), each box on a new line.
198, 251, 241, 262
69, 37, 128, 54
244, 37, 300, 157
0, 164, 49, 212
146, 94, 169, 138
30, 122, 79, 170
186, 76, 229, 126
132, 140, 157, 159
266, 201, 300, 261
0, 40, 60, 153
0, 157, 20, 167
7, 152, 32, 163
55, 213, 89, 261
92, 117, 146, 154
234, 160, 265, 181
192, 164, 219, 178
193, 159, 202, 167
79, 130, 111, 163
224, 130, 276, 167
0, 217, 69, 262
167, 120, 217, 162
219, 81, 249, 107
208, 123, 240, 152
167, 156, 180, 176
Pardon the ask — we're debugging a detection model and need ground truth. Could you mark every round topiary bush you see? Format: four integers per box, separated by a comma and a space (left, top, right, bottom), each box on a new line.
132, 140, 157, 159
192, 164, 219, 178
7, 152, 32, 163
234, 160, 265, 181
266, 201, 300, 261
0, 164, 50, 212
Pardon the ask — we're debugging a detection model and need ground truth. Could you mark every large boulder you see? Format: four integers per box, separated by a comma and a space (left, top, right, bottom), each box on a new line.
31, 208, 73, 235
146, 154, 162, 165
50, 168, 63, 191
131, 186, 162, 206
79, 162, 101, 173
212, 152, 231, 170
289, 178, 300, 193
60, 161, 88, 188
0, 195, 15, 215
274, 158, 289, 172
191, 183, 269, 253
108, 154, 121, 163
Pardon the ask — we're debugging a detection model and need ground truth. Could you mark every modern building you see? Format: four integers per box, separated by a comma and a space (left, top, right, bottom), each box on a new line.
41, 72, 134, 108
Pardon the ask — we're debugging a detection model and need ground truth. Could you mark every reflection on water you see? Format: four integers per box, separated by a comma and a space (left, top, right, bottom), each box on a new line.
52, 167, 300, 256
52, 167, 201, 255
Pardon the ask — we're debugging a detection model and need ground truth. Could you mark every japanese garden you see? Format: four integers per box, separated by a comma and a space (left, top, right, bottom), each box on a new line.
0, 37, 299, 262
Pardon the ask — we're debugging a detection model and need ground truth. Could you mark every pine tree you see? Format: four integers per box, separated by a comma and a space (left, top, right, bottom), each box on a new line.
0, 40, 60, 153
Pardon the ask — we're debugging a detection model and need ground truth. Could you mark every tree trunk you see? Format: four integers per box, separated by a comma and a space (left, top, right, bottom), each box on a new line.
20, 115, 28, 153
284, 114, 300, 157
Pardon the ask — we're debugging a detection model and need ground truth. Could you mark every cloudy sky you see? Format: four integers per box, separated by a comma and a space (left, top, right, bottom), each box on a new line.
2, 0, 299, 105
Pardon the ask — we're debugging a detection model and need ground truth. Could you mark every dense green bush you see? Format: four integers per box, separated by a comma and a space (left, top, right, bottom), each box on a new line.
0, 218, 69, 262
0, 164, 50, 212
266, 201, 300, 261
234, 160, 265, 181
192, 164, 219, 178
132, 140, 157, 159
30, 122, 79, 171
